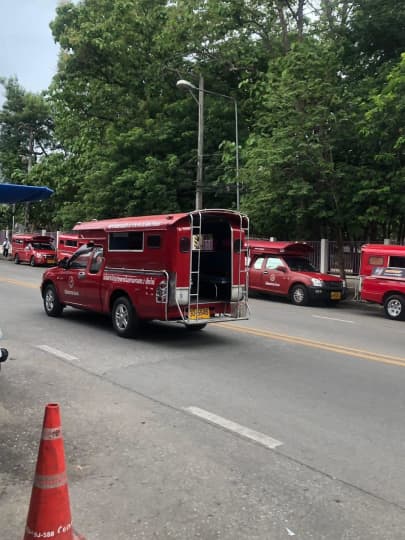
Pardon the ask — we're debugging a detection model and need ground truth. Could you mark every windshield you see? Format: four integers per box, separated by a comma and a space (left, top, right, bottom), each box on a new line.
284, 256, 316, 272
32, 242, 54, 250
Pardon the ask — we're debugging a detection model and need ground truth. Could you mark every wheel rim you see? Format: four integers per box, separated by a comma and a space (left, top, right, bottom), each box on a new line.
387, 298, 402, 318
293, 287, 305, 303
115, 304, 129, 330
45, 289, 55, 311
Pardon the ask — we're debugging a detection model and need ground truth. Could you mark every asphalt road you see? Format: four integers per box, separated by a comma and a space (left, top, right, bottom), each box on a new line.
0, 259, 404, 539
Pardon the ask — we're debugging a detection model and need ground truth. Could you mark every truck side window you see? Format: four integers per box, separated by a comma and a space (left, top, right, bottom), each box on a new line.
253, 257, 264, 269
180, 237, 190, 253
147, 235, 161, 249
70, 253, 91, 269
369, 256, 384, 266
89, 249, 104, 274
109, 231, 143, 251
265, 257, 283, 270
389, 256, 405, 268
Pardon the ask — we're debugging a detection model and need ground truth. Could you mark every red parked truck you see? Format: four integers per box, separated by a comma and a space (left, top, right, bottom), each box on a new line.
248, 240, 346, 305
41, 209, 249, 337
360, 267, 405, 320
12, 234, 56, 267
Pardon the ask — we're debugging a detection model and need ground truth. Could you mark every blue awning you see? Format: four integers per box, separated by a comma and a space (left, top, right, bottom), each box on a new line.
0, 183, 54, 204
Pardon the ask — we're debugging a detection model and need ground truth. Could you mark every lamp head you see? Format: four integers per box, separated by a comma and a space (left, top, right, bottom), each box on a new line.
176, 79, 197, 91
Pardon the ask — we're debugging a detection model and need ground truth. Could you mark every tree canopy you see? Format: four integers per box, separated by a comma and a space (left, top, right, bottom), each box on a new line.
0, 0, 404, 243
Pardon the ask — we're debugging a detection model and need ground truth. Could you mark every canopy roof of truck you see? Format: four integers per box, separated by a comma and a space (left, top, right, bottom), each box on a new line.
248, 240, 313, 255
361, 243, 405, 254
12, 234, 54, 243
74, 209, 247, 232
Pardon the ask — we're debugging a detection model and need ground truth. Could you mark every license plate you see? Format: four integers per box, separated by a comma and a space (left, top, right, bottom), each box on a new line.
189, 307, 210, 320
48, 259, 55, 264
330, 291, 341, 300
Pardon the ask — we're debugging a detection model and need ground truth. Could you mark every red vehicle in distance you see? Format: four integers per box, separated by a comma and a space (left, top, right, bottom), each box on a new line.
56, 233, 87, 262
360, 267, 405, 320
248, 240, 346, 305
359, 244, 405, 277
12, 234, 56, 267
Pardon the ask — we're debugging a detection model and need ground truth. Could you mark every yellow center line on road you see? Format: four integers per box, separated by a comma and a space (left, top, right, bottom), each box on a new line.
218, 323, 405, 368
0, 276, 38, 289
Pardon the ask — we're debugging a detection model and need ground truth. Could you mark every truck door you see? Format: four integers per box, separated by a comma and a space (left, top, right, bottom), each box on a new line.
249, 256, 265, 290
262, 256, 289, 294
58, 246, 103, 310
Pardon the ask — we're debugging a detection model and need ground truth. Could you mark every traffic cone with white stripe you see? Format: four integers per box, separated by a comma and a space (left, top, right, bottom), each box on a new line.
23, 403, 85, 540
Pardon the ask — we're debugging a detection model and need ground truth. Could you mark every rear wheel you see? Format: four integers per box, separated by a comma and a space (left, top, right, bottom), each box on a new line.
112, 296, 139, 338
30, 256, 35, 267
43, 284, 63, 317
14, 254, 20, 264
384, 295, 405, 320
290, 284, 309, 306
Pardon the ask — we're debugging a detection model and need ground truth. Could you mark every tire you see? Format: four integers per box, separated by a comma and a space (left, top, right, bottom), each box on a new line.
384, 295, 405, 321
186, 323, 207, 332
14, 254, 20, 264
112, 296, 139, 338
30, 256, 36, 267
43, 284, 63, 317
290, 284, 309, 306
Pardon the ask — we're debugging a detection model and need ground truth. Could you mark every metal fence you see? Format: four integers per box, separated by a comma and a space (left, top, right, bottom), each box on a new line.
307, 241, 364, 276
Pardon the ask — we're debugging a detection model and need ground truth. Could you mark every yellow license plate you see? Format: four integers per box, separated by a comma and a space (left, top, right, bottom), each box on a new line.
189, 307, 210, 320
330, 291, 341, 300
48, 259, 55, 264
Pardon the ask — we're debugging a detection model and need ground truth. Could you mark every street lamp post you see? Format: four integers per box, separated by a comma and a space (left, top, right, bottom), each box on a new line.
176, 77, 240, 210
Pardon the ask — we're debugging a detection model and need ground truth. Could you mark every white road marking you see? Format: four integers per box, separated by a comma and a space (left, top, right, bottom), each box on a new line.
37, 345, 79, 362
312, 315, 354, 324
184, 406, 283, 449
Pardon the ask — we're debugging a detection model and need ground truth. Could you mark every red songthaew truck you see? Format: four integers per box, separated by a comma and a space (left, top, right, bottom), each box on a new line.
41, 209, 249, 337
359, 244, 405, 277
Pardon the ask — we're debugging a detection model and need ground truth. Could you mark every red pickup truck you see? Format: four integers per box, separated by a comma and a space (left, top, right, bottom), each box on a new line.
360, 267, 405, 320
248, 240, 346, 306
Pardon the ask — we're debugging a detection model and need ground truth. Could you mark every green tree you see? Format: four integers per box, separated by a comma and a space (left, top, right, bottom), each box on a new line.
0, 78, 56, 230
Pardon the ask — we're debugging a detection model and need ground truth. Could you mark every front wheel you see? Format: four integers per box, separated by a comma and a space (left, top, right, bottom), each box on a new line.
384, 295, 405, 320
43, 284, 64, 317
290, 284, 309, 306
112, 296, 139, 338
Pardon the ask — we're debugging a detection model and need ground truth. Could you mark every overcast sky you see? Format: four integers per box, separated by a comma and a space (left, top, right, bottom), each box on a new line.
0, 1, 61, 104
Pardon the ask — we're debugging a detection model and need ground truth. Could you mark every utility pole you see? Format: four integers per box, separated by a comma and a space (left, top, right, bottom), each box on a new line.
196, 75, 204, 210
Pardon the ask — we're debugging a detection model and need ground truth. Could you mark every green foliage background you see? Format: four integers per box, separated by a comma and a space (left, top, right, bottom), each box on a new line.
1, 0, 405, 243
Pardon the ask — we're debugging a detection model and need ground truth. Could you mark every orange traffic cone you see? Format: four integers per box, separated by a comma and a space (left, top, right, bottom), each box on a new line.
23, 403, 85, 540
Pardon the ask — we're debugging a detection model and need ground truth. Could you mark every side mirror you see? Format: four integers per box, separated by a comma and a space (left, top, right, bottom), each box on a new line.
276, 265, 287, 273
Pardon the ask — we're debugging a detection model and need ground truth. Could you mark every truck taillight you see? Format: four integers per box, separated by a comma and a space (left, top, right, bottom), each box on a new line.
156, 280, 167, 303
175, 287, 189, 305
231, 285, 244, 301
